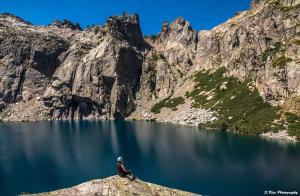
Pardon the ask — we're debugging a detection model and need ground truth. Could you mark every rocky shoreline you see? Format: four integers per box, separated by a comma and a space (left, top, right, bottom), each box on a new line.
0, 110, 298, 143
261, 130, 298, 142
157, 119, 299, 143
21, 175, 200, 196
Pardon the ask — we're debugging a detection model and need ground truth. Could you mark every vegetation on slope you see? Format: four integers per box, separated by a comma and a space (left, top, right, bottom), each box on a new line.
261, 42, 283, 62
272, 56, 292, 68
285, 112, 300, 139
151, 96, 185, 114
271, 0, 300, 12
148, 52, 165, 64
186, 67, 283, 135
293, 39, 300, 45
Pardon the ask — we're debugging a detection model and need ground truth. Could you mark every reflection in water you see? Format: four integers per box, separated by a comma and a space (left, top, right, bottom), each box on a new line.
0, 120, 299, 196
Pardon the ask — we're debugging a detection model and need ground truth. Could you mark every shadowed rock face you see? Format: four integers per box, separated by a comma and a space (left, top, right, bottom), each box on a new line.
0, 0, 299, 121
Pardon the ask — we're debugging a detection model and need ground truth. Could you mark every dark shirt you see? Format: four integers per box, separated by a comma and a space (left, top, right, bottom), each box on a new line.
117, 162, 128, 177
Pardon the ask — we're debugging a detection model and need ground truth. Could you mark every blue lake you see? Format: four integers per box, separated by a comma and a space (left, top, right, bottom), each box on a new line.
0, 120, 299, 196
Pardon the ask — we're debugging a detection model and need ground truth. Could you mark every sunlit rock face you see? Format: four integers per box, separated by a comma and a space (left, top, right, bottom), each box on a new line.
23, 175, 199, 196
141, 17, 198, 98
141, 0, 300, 103
0, 0, 299, 121
194, 0, 300, 105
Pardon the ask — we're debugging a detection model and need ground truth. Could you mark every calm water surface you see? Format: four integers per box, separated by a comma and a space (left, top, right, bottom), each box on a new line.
0, 120, 299, 196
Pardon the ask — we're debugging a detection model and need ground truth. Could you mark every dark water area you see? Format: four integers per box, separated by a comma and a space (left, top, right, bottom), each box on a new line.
0, 120, 299, 196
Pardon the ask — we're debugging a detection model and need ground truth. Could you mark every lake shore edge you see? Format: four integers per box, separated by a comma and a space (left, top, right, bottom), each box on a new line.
130, 117, 299, 143
1, 116, 299, 143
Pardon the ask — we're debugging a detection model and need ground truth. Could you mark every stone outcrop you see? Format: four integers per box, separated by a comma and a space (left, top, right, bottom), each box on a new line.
261, 130, 297, 142
22, 175, 199, 196
0, 0, 299, 124
50, 20, 82, 31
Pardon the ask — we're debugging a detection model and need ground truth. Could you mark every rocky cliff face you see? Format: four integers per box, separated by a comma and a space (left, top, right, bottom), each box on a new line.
140, 0, 300, 104
129, 0, 299, 141
141, 17, 198, 99
0, 0, 299, 128
0, 13, 145, 120
195, 0, 300, 104
43, 14, 145, 120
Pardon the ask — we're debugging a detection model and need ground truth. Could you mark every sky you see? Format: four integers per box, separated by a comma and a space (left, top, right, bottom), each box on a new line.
0, 0, 251, 35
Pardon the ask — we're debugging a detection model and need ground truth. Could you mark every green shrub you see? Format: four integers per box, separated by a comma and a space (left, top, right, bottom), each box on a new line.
210, 119, 228, 131
285, 112, 300, 139
273, 42, 282, 51
286, 112, 298, 123
288, 128, 300, 140
150, 53, 160, 62
150, 96, 185, 114
272, 56, 292, 68
164, 97, 185, 108
150, 96, 170, 114
261, 42, 283, 62
293, 40, 300, 45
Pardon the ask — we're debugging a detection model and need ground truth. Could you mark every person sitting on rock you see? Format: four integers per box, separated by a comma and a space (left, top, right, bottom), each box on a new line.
117, 156, 136, 180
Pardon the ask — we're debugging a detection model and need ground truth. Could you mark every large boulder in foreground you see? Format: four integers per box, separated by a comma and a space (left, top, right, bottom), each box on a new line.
22, 175, 199, 196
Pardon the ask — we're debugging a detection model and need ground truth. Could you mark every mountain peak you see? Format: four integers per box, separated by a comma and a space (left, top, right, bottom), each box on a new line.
105, 13, 144, 46
0, 12, 31, 25
170, 17, 192, 31
50, 19, 82, 31
159, 17, 193, 37
107, 12, 140, 25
